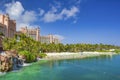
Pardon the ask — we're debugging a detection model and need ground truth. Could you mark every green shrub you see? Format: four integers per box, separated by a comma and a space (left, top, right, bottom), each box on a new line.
38, 53, 47, 58
115, 49, 120, 54
0, 32, 4, 36
19, 50, 36, 63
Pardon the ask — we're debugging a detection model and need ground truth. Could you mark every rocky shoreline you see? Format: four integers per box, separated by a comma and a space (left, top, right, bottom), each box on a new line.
0, 51, 117, 73
0, 50, 24, 72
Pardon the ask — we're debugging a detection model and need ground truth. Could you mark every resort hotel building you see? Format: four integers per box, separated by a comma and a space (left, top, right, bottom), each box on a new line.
0, 14, 16, 50
0, 13, 60, 50
19, 27, 60, 44
19, 27, 40, 41
40, 34, 60, 44
0, 14, 16, 38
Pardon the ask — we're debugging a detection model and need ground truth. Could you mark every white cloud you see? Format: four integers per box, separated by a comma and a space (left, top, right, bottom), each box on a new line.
51, 6, 58, 13
42, 12, 62, 22
39, 8, 45, 16
5, 1, 24, 19
4, 1, 38, 30
3, 0, 80, 28
41, 6, 62, 22
17, 23, 39, 29
17, 23, 29, 29
54, 34, 64, 40
22, 11, 37, 23
61, 6, 79, 19
42, 6, 79, 23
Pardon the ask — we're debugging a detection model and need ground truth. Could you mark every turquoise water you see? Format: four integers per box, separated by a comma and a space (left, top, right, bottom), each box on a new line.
1, 55, 120, 80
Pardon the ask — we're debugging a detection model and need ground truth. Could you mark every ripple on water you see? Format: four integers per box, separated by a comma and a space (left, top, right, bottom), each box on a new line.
1, 56, 120, 80
0, 72, 6, 76
22, 63, 32, 66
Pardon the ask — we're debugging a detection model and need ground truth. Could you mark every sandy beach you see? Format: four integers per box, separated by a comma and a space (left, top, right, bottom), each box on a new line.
45, 52, 115, 60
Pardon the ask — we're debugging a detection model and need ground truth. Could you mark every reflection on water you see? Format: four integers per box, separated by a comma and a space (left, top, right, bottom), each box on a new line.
0, 55, 120, 80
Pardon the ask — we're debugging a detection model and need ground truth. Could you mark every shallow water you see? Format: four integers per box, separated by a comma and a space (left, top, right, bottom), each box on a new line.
0, 55, 120, 80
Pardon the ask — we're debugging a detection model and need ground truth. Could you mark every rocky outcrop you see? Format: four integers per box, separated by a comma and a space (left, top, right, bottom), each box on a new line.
0, 50, 24, 72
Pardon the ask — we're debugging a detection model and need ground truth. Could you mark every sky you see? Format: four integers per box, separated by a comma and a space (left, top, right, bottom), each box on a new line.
0, 0, 120, 45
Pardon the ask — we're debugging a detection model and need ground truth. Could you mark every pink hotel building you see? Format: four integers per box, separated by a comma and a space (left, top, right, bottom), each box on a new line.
0, 14, 16, 38
19, 27, 60, 44
19, 27, 40, 41
0, 14, 16, 49
0, 14, 60, 49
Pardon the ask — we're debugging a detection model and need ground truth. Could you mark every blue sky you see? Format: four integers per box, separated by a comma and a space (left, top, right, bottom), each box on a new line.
0, 0, 120, 45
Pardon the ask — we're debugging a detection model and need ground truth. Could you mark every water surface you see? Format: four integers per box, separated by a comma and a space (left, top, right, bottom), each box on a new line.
0, 55, 120, 80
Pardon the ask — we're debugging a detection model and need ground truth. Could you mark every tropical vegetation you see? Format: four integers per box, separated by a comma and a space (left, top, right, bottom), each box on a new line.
2, 34, 120, 62
38, 43, 120, 53
0, 32, 4, 36
2, 34, 46, 63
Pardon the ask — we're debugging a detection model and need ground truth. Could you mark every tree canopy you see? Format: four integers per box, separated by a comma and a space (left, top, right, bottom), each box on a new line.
2, 33, 120, 53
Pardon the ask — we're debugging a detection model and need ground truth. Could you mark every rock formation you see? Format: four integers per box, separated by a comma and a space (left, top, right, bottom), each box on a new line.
0, 50, 23, 72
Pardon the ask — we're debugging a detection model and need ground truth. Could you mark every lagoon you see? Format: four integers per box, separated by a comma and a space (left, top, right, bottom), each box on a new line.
0, 55, 120, 80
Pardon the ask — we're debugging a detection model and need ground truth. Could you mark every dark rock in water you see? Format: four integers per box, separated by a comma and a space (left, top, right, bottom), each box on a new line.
0, 50, 24, 72
0, 47, 3, 52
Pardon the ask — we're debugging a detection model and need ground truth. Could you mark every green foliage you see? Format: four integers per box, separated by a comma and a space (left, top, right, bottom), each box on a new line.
2, 34, 40, 63
2, 38, 17, 50
38, 53, 47, 58
39, 43, 120, 53
115, 49, 120, 54
19, 50, 36, 63
2, 33, 120, 63
0, 32, 4, 36
2, 34, 40, 53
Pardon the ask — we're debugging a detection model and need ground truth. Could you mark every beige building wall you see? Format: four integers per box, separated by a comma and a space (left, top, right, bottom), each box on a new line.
8, 20, 16, 38
20, 27, 40, 41
0, 14, 16, 48
40, 36, 50, 44
0, 14, 16, 38
19, 27, 59, 44
40, 34, 60, 44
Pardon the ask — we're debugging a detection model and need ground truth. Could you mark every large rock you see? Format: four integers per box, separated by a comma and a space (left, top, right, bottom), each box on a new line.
0, 54, 12, 72
0, 50, 23, 72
